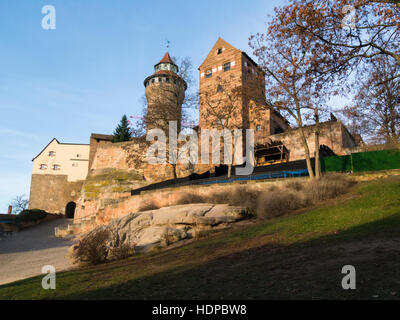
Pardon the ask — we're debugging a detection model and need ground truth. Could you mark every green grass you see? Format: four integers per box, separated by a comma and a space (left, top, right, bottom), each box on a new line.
1, 176, 400, 300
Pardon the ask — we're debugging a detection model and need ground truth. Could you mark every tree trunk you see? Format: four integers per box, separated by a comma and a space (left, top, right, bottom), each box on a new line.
299, 126, 315, 180
172, 164, 178, 182
314, 107, 321, 179
227, 164, 232, 178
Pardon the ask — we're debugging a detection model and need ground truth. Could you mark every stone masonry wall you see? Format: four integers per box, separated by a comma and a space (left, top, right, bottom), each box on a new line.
29, 174, 83, 214
257, 120, 356, 161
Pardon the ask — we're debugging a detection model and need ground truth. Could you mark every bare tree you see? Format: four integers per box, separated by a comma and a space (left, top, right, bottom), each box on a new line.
341, 56, 400, 144
250, 21, 333, 179
199, 75, 245, 178
11, 194, 29, 214
276, 0, 400, 73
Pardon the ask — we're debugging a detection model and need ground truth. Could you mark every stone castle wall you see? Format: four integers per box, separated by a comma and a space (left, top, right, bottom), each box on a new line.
29, 174, 84, 214
257, 120, 356, 161
74, 138, 203, 223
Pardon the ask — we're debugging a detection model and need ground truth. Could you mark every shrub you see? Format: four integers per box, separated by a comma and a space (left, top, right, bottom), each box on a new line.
306, 174, 356, 202
14, 209, 48, 226
109, 243, 135, 261
284, 180, 304, 191
176, 192, 204, 205
137, 200, 160, 212
255, 191, 303, 220
158, 174, 355, 221
71, 227, 110, 265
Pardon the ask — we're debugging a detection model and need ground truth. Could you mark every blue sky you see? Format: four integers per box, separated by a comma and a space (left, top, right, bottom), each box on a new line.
0, 0, 288, 212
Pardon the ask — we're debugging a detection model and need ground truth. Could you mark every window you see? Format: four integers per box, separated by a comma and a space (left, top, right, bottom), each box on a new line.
76, 154, 81, 158
224, 62, 231, 72
256, 125, 262, 132
39, 164, 47, 170
217, 85, 223, 93
217, 48, 223, 54
72, 162, 78, 167
52, 164, 61, 171
205, 69, 212, 78
48, 151, 55, 157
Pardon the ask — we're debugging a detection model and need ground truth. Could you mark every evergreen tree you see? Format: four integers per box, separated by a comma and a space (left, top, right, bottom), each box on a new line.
112, 115, 132, 143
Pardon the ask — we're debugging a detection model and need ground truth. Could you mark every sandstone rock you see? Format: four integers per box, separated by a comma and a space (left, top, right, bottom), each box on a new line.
71, 203, 251, 263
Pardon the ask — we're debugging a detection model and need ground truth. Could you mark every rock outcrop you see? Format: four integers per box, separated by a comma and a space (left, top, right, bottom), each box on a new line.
71, 203, 252, 263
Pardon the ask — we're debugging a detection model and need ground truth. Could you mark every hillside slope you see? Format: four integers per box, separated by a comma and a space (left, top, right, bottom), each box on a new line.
1, 176, 400, 300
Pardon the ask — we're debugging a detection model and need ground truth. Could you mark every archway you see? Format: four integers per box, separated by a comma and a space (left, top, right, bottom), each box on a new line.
65, 202, 76, 219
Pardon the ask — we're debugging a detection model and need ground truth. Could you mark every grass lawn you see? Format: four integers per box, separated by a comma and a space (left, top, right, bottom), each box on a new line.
1, 175, 400, 300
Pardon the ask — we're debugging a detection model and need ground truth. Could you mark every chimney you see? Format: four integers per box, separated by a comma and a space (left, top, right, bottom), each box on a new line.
8, 205, 12, 215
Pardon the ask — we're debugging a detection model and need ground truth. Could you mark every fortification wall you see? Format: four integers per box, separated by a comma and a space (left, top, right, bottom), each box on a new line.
258, 121, 356, 161
74, 139, 200, 223
29, 174, 83, 214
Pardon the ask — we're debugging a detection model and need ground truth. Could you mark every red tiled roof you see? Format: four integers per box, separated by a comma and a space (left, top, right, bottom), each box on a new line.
158, 52, 175, 64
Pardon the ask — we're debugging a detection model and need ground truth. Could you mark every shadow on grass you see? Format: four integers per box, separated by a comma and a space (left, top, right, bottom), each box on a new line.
54, 213, 400, 300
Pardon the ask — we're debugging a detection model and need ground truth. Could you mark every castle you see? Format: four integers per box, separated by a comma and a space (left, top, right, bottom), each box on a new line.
29, 38, 357, 221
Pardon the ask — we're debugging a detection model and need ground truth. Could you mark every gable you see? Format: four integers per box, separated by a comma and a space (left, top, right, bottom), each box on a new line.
32, 138, 59, 161
199, 37, 241, 69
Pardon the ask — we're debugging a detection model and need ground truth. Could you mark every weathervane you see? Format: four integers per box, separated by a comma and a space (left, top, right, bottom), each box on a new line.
166, 40, 170, 51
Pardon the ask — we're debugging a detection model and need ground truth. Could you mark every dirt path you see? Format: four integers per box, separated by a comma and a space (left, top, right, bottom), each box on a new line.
0, 219, 74, 285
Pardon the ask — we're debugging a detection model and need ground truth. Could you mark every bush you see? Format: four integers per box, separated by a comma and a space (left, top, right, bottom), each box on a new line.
158, 174, 355, 221
284, 180, 304, 191
306, 174, 356, 202
71, 227, 110, 265
137, 200, 160, 212
176, 192, 204, 205
14, 209, 48, 226
256, 191, 303, 219
109, 243, 135, 261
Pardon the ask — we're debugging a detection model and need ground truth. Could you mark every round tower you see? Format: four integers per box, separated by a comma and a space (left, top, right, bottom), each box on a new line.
144, 52, 187, 134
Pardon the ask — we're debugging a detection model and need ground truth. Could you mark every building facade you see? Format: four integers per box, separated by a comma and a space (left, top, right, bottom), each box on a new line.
29, 138, 90, 217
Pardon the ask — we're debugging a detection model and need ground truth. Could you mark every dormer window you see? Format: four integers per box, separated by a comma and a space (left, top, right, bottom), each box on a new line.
205, 69, 212, 78
39, 164, 47, 170
48, 151, 55, 157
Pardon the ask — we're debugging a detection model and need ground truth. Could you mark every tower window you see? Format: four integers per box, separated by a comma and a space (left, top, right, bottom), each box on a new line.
256, 125, 262, 131
224, 62, 231, 72
205, 69, 212, 78
52, 164, 61, 171
39, 164, 47, 170
217, 85, 223, 93
217, 48, 223, 54
48, 151, 55, 157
